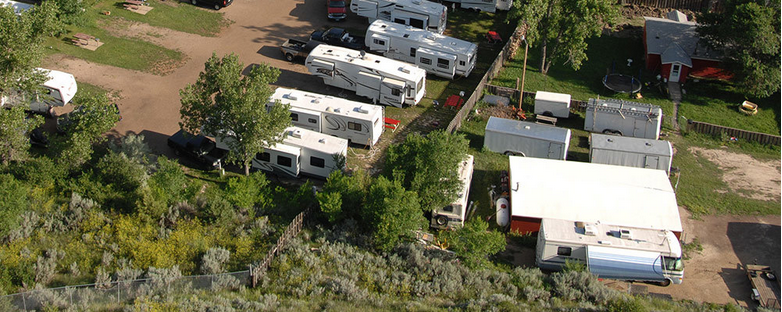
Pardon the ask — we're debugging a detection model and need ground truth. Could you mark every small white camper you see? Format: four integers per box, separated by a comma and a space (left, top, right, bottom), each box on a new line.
350, 0, 448, 34
269, 88, 385, 147
440, 0, 513, 13
365, 20, 478, 79
534, 91, 571, 118
431, 154, 474, 229
584, 98, 663, 140
483, 116, 571, 160
589, 133, 673, 173
0, 68, 78, 116
305, 44, 427, 107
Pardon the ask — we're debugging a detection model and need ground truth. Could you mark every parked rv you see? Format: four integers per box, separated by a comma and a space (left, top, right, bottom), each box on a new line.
534, 91, 571, 118
279, 39, 321, 62
483, 116, 571, 160
305, 44, 427, 107
310, 28, 367, 51
536, 218, 684, 286
584, 98, 663, 140
326, 0, 348, 21
431, 154, 474, 229
268, 88, 385, 147
365, 20, 477, 79
589, 133, 673, 173
350, 0, 448, 34
1, 68, 78, 117
438, 0, 513, 13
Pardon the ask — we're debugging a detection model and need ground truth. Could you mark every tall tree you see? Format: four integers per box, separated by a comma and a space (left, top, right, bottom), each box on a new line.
440, 219, 506, 269
697, 0, 780, 98
361, 176, 427, 252
0, 107, 42, 165
179, 53, 291, 175
385, 130, 469, 212
509, 0, 618, 74
57, 93, 121, 168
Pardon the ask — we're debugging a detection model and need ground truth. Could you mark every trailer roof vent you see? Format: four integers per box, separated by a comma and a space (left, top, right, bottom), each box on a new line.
334, 108, 341, 113
403, 34, 409, 38
645, 142, 652, 146
619, 229, 633, 239
524, 126, 531, 130
399, 67, 410, 74
584, 225, 598, 236
355, 106, 369, 114
598, 241, 612, 245
285, 94, 297, 101
326, 106, 333, 112
425, 35, 435, 41
290, 130, 302, 138
319, 138, 326, 144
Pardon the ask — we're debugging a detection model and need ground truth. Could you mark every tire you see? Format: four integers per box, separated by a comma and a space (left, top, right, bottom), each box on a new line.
191, 0, 196, 5
602, 129, 614, 134
435, 215, 448, 226
613, 130, 623, 136
285, 53, 294, 62
658, 279, 672, 287
214, 4, 220, 10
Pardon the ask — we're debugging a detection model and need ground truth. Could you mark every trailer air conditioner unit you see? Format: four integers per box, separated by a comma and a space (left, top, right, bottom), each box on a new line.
584, 225, 598, 236
620, 229, 633, 239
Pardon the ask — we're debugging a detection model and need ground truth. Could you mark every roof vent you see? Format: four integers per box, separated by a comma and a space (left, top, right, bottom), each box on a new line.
619, 229, 633, 240
524, 126, 531, 130
290, 130, 302, 138
355, 106, 369, 114
334, 108, 341, 113
598, 241, 613, 245
286, 94, 297, 101
399, 67, 410, 74
318, 138, 326, 144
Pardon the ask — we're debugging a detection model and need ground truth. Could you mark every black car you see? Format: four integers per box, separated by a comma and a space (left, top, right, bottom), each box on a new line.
190, 0, 232, 10
310, 28, 367, 51
167, 129, 228, 170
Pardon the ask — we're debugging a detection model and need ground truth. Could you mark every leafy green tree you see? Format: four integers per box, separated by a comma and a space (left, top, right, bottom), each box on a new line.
509, 0, 618, 74
362, 176, 427, 252
441, 219, 506, 269
0, 174, 29, 239
0, 107, 42, 165
317, 170, 370, 223
225, 171, 273, 213
697, 0, 780, 98
179, 53, 291, 176
385, 130, 469, 212
57, 93, 121, 168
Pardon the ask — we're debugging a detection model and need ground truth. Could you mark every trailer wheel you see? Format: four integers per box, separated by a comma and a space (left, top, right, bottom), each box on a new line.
658, 279, 672, 287
435, 215, 448, 226
613, 130, 623, 136
602, 129, 614, 134
285, 53, 295, 62
191, 0, 196, 5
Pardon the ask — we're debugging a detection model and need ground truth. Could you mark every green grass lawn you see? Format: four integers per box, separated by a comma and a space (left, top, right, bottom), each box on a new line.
92, 0, 231, 37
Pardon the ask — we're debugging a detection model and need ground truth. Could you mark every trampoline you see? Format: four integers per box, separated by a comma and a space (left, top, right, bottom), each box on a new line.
602, 73, 642, 94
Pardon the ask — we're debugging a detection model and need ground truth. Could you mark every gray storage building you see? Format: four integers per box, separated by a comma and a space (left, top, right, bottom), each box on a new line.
590, 133, 673, 173
484, 116, 571, 160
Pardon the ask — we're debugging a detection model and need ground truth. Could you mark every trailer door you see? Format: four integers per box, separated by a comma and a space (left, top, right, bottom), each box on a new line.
633, 118, 650, 138
644, 156, 659, 169
380, 77, 405, 107
547, 142, 563, 160
356, 71, 381, 103
417, 48, 456, 79
309, 59, 335, 80
368, 34, 390, 53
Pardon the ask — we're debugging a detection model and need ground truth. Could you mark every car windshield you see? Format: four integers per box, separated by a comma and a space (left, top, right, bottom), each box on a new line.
663, 256, 684, 271
329, 0, 345, 8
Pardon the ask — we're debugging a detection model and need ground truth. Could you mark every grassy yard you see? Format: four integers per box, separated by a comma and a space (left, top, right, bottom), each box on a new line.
92, 0, 231, 37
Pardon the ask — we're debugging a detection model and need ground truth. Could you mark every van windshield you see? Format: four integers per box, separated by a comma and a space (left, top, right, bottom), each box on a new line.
663, 256, 683, 271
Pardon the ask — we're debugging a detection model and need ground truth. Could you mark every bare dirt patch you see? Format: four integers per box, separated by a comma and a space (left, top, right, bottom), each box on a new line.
688, 147, 781, 201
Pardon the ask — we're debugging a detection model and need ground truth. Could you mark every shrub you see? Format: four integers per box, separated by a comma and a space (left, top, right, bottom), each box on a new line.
148, 156, 188, 206
109, 134, 156, 169
440, 219, 506, 269
95, 266, 111, 289
225, 171, 272, 213
201, 247, 231, 274
606, 295, 648, 312
34, 249, 61, 286
0, 174, 30, 239
96, 151, 149, 194
549, 270, 618, 304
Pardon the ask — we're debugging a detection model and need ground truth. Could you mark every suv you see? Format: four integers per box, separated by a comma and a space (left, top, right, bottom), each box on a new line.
168, 130, 228, 170
190, 0, 232, 10
326, 0, 346, 21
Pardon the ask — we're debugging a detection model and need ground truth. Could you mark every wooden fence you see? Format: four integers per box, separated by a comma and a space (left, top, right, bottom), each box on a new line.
686, 120, 781, 146
482, 84, 590, 113
618, 0, 722, 12
249, 207, 312, 287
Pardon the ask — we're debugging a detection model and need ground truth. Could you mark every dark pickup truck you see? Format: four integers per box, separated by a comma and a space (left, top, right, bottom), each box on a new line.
309, 28, 367, 51
279, 39, 321, 62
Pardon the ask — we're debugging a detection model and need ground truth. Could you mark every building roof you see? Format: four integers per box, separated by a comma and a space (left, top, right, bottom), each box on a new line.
509, 156, 682, 233
541, 218, 681, 256
367, 20, 477, 56
644, 14, 721, 62
279, 126, 348, 155
270, 87, 384, 121
590, 133, 673, 156
308, 44, 426, 82
485, 117, 571, 143
660, 43, 692, 67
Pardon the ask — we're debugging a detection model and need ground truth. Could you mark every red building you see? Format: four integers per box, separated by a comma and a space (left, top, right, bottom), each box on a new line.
643, 11, 732, 83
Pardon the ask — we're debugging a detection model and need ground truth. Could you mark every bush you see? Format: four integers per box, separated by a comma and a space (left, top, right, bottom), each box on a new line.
606, 295, 648, 312
549, 270, 618, 304
201, 247, 231, 274
440, 219, 506, 269
148, 157, 189, 207
224, 171, 272, 213
0, 174, 29, 239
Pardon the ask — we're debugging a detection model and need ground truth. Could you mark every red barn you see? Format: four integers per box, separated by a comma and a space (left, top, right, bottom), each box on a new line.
643, 11, 732, 83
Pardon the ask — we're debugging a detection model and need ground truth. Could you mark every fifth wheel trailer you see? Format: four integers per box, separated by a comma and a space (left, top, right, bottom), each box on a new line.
584, 98, 663, 140
536, 218, 684, 286
589, 133, 673, 173
268, 87, 385, 147
483, 116, 570, 160
305, 44, 427, 107
1, 68, 78, 116
365, 20, 477, 79
431, 154, 474, 229
350, 0, 448, 34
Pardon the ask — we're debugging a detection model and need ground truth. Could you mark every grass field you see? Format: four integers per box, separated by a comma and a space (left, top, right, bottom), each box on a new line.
92, 0, 230, 37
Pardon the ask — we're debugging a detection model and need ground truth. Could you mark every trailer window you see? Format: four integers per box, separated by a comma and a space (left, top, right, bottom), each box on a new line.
277, 156, 292, 167
409, 18, 424, 29
663, 257, 684, 271
557, 246, 572, 257
410, 48, 416, 57
308, 118, 318, 124
373, 38, 386, 46
256, 152, 270, 162
459, 60, 465, 66
420, 57, 432, 65
348, 122, 362, 131
310, 156, 325, 168
290, 113, 299, 121
394, 18, 405, 24
391, 88, 402, 96
437, 58, 450, 69
416, 78, 423, 94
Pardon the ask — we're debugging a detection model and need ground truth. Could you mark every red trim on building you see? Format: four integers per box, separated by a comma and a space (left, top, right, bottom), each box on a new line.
510, 216, 542, 234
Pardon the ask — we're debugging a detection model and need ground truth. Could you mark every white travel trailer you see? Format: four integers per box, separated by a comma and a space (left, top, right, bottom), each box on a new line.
534, 91, 571, 118
1, 0, 34, 15
214, 127, 348, 179
440, 0, 513, 13
483, 116, 571, 160
365, 20, 478, 79
431, 154, 474, 229
590, 133, 673, 173
536, 218, 684, 286
306, 45, 427, 107
1, 68, 78, 116
584, 98, 663, 140
350, 0, 448, 34
269, 88, 385, 147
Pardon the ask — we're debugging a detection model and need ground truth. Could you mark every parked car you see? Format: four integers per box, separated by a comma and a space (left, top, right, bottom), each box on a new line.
190, 0, 232, 10
327, 0, 347, 21
310, 28, 366, 50
167, 129, 228, 170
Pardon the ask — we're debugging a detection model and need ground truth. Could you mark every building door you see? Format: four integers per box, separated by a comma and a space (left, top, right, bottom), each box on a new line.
669, 64, 681, 82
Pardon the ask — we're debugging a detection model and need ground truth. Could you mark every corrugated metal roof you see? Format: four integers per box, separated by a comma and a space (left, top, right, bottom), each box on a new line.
590, 134, 672, 156
509, 156, 682, 233
485, 117, 570, 143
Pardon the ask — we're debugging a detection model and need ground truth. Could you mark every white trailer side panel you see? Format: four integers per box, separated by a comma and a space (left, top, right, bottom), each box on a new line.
534, 91, 571, 118
587, 245, 666, 282
484, 117, 570, 160
584, 98, 663, 140
589, 134, 673, 173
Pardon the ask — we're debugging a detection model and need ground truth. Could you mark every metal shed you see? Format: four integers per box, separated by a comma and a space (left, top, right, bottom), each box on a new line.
484, 116, 571, 160
590, 133, 673, 173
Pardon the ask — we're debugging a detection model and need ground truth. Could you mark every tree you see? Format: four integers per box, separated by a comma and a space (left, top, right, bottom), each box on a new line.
440, 219, 506, 269
385, 130, 469, 212
508, 0, 617, 74
0, 107, 42, 165
361, 176, 427, 252
316, 170, 370, 223
179, 53, 291, 175
697, 0, 781, 98
57, 93, 121, 168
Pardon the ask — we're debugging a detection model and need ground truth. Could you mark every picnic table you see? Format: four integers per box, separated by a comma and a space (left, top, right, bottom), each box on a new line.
443, 95, 464, 109
72, 33, 94, 45
384, 117, 400, 132
126, 0, 144, 4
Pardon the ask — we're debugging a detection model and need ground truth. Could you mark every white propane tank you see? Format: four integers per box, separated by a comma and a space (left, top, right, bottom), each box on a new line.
496, 197, 509, 227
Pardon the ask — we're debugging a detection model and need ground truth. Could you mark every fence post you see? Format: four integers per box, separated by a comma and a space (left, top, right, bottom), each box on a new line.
21, 292, 26, 311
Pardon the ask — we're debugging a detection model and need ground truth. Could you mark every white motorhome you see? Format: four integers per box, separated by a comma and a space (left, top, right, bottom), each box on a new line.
350, 0, 448, 34
536, 218, 684, 286
365, 20, 477, 79
1, 68, 78, 116
431, 154, 474, 229
440, 0, 513, 13
214, 127, 348, 179
584, 98, 663, 140
589, 133, 673, 173
306, 45, 427, 107
483, 116, 571, 160
534, 91, 571, 118
269, 88, 385, 147
1, 0, 34, 15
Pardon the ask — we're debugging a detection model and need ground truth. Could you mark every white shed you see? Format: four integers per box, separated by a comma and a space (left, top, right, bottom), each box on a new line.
589, 133, 673, 173
534, 91, 571, 118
